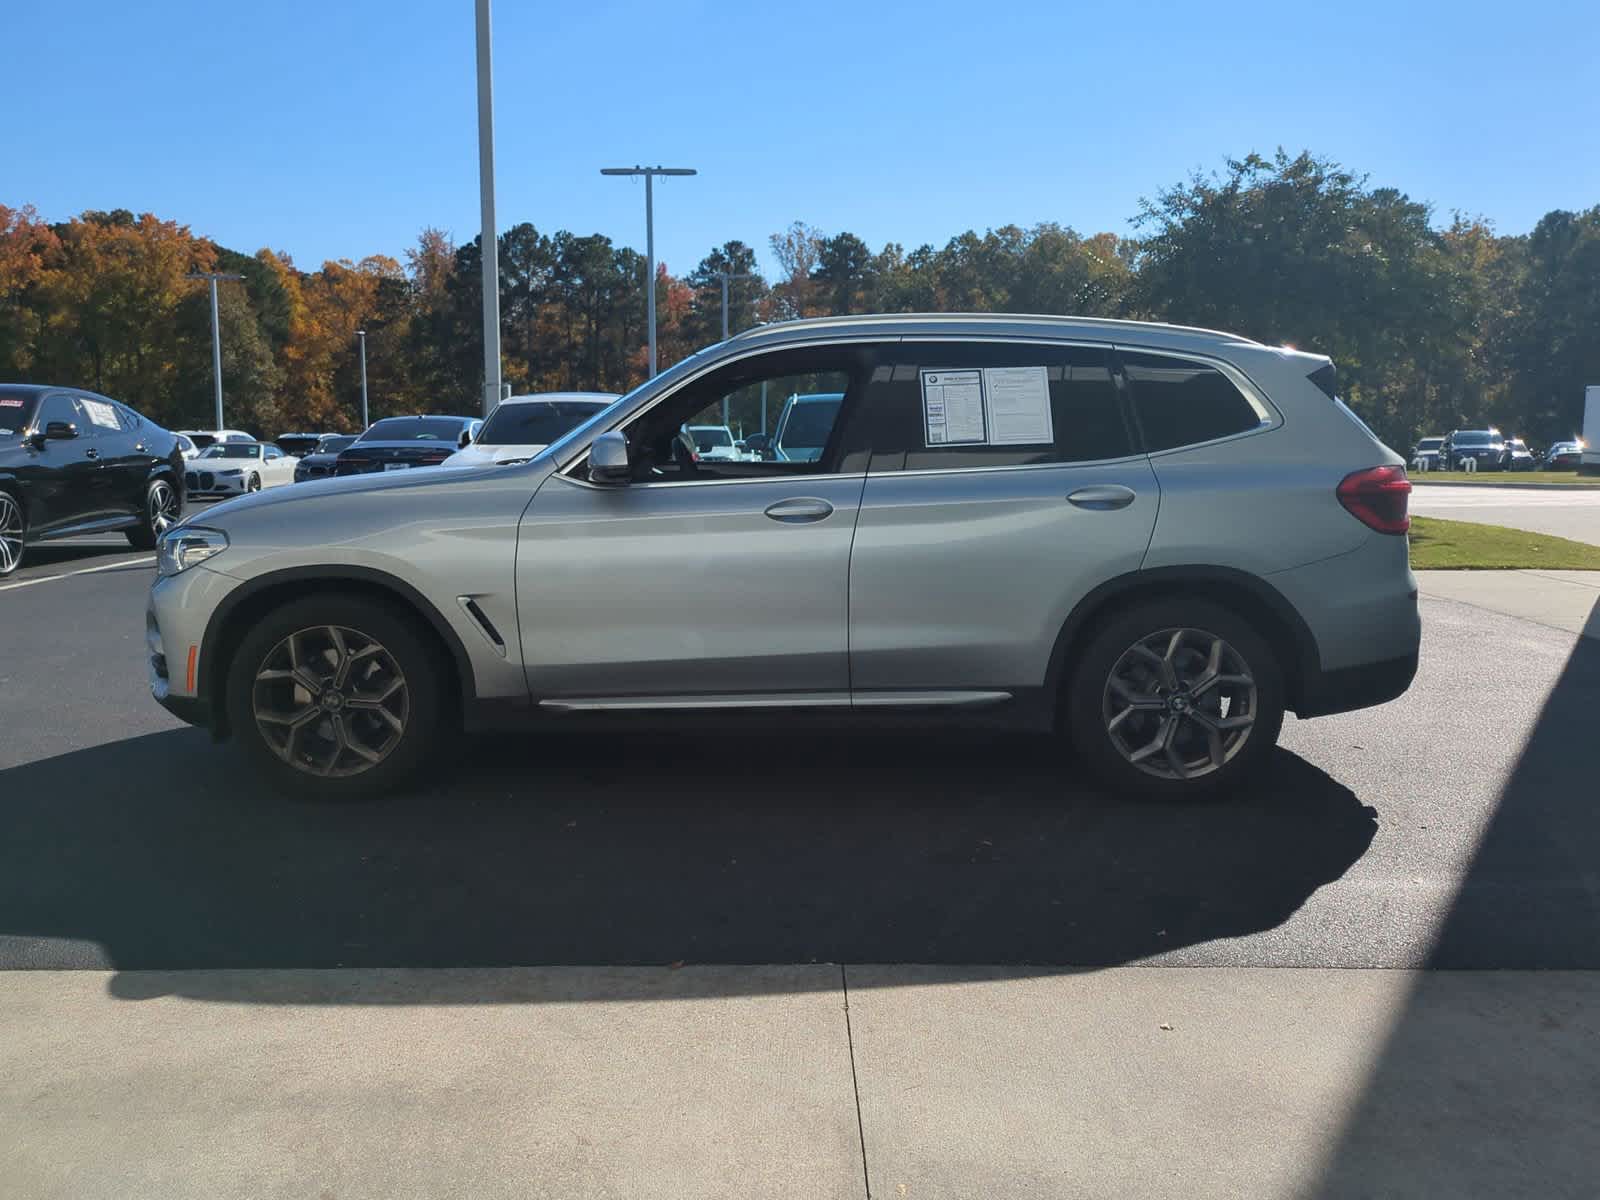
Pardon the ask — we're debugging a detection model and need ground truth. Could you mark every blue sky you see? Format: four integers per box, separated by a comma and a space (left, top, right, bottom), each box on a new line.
9, 0, 1598, 278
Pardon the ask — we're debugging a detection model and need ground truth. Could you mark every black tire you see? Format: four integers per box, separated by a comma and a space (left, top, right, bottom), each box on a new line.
1065, 598, 1285, 800
226, 593, 447, 800
0, 488, 24, 577
247, 474, 261, 493
126, 477, 181, 550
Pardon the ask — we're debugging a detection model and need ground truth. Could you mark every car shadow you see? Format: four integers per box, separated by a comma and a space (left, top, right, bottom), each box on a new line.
0, 729, 1376, 1002
15, 541, 149, 570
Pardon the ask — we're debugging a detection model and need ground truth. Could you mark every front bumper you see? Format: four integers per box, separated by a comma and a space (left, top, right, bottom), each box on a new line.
184, 469, 251, 496
146, 565, 243, 736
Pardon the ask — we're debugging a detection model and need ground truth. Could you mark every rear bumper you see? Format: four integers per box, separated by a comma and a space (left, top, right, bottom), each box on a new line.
1294, 650, 1418, 718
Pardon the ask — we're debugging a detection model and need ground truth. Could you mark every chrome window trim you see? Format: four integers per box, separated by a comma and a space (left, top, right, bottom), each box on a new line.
869, 453, 1149, 480
555, 469, 867, 493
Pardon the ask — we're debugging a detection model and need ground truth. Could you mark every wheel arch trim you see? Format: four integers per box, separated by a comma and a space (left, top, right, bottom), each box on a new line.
1042, 565, 1322, 718
197, 564, 478, 736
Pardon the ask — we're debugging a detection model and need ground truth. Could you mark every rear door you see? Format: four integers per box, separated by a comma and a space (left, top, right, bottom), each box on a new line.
848, 340, 1159, 701
76, 393, 146, 517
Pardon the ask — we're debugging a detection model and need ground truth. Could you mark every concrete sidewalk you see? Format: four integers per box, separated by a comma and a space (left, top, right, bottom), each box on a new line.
1416, 568, 1600, 640
3, 967, 1597, 1199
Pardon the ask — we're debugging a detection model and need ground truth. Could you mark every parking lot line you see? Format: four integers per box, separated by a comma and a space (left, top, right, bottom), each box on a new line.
0, 556, 156, 593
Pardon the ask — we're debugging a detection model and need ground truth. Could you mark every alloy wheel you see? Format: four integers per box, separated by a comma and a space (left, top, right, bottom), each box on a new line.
0, 492, 22, 575
149, 480, 179, 534
1102, 627, 1258, 781
251, 625, 410, 777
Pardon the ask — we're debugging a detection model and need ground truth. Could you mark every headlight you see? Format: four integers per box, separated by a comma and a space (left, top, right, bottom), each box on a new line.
218, 469, 243, 477
157, 527, 228, 577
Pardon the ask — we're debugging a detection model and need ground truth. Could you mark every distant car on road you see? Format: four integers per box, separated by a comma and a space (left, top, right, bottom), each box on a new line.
1544, 441, 1585, 470
444, 394, 617, 469
175, 428, 253, 452
293, 434, 359, 482
275, 432, 331, 458
334, 415, 483, 476
1502, 437, 1536, 471
0, 384, 185, 575
1441, 428, 1506, 471
185, 442, 298, 497
1410, 435, 1444, 471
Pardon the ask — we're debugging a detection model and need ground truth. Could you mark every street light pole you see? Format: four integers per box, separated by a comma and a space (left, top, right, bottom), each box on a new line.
474, 0, 501, 417
356, 330, 369, 428
186, 271, 243, 430
600, 165, 697, 377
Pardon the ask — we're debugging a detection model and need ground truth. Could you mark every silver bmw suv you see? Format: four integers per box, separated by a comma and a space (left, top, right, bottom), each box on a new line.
147, 314, 1420, 800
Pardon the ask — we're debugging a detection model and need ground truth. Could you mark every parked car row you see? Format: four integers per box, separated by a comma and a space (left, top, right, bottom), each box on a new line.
1410, 428, 1581, 471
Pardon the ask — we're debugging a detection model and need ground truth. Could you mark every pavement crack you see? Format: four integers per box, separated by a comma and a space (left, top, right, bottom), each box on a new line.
841, 964, 873, 1200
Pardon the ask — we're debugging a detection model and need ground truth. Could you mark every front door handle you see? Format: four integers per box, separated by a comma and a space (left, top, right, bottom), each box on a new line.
84, 448, 100, 461
1067, 484, 1136, 510
764, 497, 834, 524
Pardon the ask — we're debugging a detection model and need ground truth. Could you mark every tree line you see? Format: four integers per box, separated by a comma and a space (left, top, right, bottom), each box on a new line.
2, 151, 1596, 449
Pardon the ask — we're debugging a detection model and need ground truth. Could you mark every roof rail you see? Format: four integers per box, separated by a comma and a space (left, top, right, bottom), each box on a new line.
726, 312, 1259, 345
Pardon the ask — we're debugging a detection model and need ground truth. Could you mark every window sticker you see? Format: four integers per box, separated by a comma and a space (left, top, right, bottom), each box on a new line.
80, 399, 121, 429
982, 366, 1054, 445
0, 398, 25, 408
921, 369, 987, 446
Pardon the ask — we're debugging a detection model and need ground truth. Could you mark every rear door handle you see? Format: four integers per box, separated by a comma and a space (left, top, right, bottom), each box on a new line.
84, 448, 100, 460
764, 497, 834, 523
1067, 484, 1136, 510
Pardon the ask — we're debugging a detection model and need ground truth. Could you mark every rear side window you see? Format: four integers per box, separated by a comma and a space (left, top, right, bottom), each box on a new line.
1121, 351, 1263, 452
866, 342, 1133, 470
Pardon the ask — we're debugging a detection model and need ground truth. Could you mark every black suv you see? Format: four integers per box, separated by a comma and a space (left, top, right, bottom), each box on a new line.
1441, 428, 1506, 471
1502, 437, 1536, 471
0, 384, 186, 576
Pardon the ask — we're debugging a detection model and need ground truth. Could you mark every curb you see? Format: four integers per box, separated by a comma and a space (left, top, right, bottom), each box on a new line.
1411, 479, 1600, 492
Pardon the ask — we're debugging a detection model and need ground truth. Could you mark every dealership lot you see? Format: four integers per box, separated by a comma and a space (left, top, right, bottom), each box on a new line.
3, 520, 1599, 1197
1412, 481, 1600, 545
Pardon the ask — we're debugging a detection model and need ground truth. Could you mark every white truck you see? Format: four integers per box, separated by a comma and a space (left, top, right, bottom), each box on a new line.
1583, 386, 1599, 475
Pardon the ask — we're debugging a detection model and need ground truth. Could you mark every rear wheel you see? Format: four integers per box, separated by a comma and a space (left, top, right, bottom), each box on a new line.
126, 477, 180, 550
226, 594, 445, 800
0, 490, 24, 577
1066, 598, 1285, 799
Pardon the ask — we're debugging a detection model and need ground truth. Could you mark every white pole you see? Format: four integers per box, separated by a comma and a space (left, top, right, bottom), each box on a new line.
645, 172, 656, 377
357, 330, 369, 428
474, 0, 501, 418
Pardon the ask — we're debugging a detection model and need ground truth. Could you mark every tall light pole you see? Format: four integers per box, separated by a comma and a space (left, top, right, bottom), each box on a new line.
356, 329, 369, 429
712, 269, 755, 424
600, 165, 697, 377
474, 0, 501, 417
187, 271, 243, 430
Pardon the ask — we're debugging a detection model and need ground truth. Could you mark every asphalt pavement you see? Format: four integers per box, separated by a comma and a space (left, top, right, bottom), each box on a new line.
1411, 480, 1600, 544
1, 536, 1596, 974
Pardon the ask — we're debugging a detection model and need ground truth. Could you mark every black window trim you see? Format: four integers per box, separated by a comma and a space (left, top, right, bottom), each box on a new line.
1110, 343, 1279, 458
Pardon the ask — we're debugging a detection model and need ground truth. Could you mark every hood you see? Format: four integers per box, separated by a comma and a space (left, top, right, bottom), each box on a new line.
441, 442, 550, 469
183, 461, 476, 522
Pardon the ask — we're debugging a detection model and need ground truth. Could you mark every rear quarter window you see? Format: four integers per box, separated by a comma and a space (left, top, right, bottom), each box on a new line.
1121, 351, 1263, 452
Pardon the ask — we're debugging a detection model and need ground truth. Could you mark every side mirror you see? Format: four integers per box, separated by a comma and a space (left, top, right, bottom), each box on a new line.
460, 430, 474, 449
588, 431, 631, 485
33, 421, 78, 445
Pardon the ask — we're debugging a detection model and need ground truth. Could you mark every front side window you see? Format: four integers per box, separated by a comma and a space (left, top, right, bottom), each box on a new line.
865, 342, 1133, 471
35, 394, 83, 434
1122, 351, 1263, 452
599, 345, 870, 483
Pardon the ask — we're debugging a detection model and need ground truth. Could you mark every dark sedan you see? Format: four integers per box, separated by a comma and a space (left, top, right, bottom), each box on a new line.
293, 433, 359, 482
1544, 441, 1585, 470
1441, 428, 1506, 471
333, 415, 483, 476
1502, 437, 1537, 471
0, 384, 185, 576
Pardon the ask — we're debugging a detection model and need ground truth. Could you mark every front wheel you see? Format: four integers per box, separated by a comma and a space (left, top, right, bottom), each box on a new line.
226, 594, 446, 800
1066, 599, 1285, 799
247, 474, 261, 493
0, 490, 25, 577
126, 477, 181, 550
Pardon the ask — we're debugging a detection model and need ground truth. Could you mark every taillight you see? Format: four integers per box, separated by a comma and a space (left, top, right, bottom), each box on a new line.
1337, 465, 1412, 535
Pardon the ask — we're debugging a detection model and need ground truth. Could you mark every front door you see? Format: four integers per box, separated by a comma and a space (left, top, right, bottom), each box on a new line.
516, 344, 878, 705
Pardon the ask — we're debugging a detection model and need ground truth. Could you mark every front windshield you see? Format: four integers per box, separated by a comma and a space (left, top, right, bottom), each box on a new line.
1454, 431, 1495, 446
199, 444, 260, 459
479, 401, 610, 446
544, 345, 721, 462
360, 417, 467, 441
0, 392, 39, 438
1417, 438, 1442, 450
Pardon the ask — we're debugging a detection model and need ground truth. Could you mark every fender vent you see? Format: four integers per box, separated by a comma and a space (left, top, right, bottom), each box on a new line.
458, 596, 506, 656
